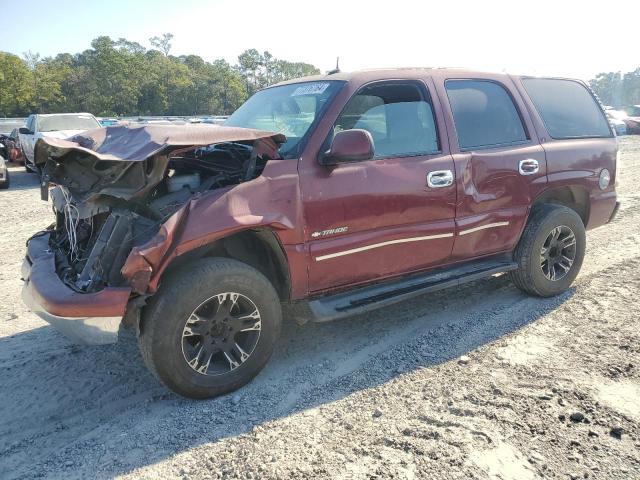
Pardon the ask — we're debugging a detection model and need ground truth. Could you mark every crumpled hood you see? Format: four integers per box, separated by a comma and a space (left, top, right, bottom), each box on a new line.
34, 124, 286, 165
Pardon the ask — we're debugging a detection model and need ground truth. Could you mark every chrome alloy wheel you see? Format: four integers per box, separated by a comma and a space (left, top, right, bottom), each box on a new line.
181, 292, 261, 376
540, 225, 577, 281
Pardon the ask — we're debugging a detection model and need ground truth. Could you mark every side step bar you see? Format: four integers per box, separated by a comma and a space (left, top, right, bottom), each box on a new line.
308, 254, 518, 322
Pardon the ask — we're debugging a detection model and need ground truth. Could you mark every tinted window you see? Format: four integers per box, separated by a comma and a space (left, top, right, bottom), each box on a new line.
446, 80, 527, 150
522, 78, 612, 139
334, 82, 439, 158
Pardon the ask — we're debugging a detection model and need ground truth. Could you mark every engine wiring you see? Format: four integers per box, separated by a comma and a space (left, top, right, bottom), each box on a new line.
59, 187, 81, 263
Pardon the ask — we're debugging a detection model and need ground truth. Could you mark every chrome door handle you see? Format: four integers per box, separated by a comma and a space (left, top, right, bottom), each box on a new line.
427, 170, 454, 188
519, 159, 539, 175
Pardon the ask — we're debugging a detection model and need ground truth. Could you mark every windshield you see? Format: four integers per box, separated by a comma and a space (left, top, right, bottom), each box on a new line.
225, 81, 344, 158
38, 115, 100, 132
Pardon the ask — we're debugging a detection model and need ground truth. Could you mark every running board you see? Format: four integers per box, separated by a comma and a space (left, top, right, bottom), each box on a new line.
308, 254, 517, 322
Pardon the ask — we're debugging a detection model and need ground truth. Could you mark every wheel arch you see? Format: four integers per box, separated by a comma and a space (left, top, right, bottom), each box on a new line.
530, 185, 590, 226
160, 228, 292, 301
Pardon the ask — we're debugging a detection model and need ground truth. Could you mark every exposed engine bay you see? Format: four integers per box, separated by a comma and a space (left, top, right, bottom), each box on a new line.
32, 125, 284, 294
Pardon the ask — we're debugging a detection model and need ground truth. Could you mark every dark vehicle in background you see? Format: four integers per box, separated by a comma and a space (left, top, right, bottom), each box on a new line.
21, 69, 619, 399
623, 105, 640, 134
0, 128, 25, 164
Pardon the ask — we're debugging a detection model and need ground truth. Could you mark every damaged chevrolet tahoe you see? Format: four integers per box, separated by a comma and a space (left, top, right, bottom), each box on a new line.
22, 69, 619, 398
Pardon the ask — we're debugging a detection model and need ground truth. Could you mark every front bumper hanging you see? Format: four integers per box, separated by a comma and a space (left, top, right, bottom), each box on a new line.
21, 233, 131, 345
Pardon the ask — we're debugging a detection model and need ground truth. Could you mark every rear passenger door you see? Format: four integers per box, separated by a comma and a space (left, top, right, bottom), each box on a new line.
435, 76, 547, 260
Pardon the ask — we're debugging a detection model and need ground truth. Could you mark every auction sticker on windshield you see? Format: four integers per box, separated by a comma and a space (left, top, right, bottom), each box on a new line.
291, 83, 330, 96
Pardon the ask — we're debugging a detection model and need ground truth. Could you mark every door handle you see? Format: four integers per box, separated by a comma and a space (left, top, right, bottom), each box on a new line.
427, 170, 454, 188
519, 159, 539, 175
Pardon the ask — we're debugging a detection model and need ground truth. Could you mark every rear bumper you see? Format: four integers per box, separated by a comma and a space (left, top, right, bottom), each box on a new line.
586, 190, 618, 230
21, 233, 131, 345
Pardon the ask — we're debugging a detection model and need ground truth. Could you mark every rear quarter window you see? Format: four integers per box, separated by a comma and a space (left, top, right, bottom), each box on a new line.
445, 80, 528, 150
522, 78, 612, 139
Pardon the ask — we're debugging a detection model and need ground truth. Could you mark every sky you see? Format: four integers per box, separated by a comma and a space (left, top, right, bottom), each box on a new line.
1, 0, 638, 81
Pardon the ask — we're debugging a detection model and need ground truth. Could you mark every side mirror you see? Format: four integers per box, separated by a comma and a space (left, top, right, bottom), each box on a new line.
321, 129, 374, 165
18, 127, 32, 135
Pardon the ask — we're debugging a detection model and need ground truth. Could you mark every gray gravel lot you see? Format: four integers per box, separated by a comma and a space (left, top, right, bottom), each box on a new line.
1, 137, 639, 479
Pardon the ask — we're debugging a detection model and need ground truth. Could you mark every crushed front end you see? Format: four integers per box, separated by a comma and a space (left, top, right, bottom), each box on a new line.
21, 124, 284, 344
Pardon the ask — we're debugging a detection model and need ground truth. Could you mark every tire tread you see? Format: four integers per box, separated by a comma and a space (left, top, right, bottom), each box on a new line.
509, 204, 584, 297
138, 257, 281, 398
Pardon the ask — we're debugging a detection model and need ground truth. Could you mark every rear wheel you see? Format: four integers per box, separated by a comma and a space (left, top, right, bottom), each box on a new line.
510, 204, 586, 297
139, 257, 282, 399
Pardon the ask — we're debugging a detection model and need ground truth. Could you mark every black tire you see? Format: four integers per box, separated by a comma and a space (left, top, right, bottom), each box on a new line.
510, 204, 586, 297
0, 171, 8, 189
139, 257, 282, 399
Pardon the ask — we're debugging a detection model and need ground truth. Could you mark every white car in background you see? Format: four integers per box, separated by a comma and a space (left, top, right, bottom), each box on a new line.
19, 113, 101, 173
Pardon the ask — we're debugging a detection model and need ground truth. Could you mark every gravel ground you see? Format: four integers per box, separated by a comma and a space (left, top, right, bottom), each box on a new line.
1, 137, 639, 480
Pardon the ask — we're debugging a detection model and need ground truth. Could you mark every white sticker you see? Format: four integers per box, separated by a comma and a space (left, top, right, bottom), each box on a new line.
291, 82, 330, 96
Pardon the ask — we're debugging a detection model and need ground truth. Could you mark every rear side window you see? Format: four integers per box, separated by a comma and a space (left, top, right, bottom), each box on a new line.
334, 82, 439, 158
446, 80, 527, 150
522, 78, 612, 139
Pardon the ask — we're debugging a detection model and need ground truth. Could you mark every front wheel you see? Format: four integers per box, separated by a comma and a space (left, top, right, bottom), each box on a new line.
510, 204, 586, 297
139, 257, 282, 399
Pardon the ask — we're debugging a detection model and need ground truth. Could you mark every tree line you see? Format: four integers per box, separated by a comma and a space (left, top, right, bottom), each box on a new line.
589, 68, 640, 108
0, 34, 319, 118
1, 33, 638, 118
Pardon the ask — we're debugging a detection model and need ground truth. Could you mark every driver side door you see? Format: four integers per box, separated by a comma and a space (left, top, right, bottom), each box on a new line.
300, 79, 457, 293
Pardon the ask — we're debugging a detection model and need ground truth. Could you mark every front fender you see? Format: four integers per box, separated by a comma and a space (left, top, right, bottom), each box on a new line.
121, 159, 303, 294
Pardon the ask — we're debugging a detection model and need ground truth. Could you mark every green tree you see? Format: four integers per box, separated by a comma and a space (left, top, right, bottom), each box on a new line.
237, 48, 263, 95
590, 72, 624, 106
590, 69, 640, 108
149, 33, 174, 56
0, 35, 323, 117
0, 52, 33, 116
211, 59, 247, 114
622, 69, 640, 107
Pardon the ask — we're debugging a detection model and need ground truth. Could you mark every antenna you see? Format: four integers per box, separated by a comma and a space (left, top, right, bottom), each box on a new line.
327, 57, 340, 75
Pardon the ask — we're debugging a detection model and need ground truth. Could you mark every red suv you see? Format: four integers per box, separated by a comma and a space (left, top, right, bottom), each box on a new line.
22, 69, 619, 398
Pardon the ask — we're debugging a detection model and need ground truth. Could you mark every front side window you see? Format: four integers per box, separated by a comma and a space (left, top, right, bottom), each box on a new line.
226, 81, 344, 159
334, 82, 439, 158
522, 78, 612, 139
446, 80, 528, 150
